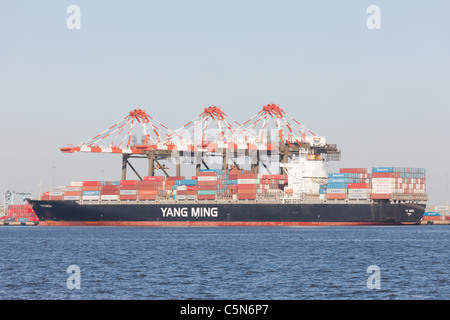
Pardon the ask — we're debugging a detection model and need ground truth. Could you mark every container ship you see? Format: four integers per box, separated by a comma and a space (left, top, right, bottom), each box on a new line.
28, 165, 427, 226
1, 191, 39, 226
26, 105, 428, 226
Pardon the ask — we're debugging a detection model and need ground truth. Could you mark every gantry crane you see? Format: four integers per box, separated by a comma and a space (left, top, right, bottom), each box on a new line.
60, 104, 340, 179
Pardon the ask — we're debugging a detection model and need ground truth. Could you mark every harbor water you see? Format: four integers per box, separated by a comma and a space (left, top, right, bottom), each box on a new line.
0, 226, 448, 300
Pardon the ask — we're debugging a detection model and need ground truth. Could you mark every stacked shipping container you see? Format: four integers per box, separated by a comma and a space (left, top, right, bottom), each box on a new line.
2, 204, 38, 222
326, 168, 371, 200
324, 167, 426, 201
39, 170, 287, 202
39, 166, 426, 203
370, 167, 426, 200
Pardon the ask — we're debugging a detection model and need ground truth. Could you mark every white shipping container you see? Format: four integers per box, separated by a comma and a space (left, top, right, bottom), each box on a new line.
348, 193, 368, 199
119, 190, 137, 195
101, 195, 119, 200
49, 191, 64, 196
63, 196, 81, 200
238, 179, 260, 184
371, 183, 395, 189
197, 176, 217, 181
176, 195, 186, 200
434, 206, 449, 211
348, 188, 371, 194
371, 188, 394, 194
82, 195, 100, 200
186, 195, 196, 200
70, 181, 84, 187
372, 178, 395, 183
65, 186, 81, 192
327, 188, 347, 194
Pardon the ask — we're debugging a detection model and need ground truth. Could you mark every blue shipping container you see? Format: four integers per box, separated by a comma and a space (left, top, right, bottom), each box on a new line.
175, 180, 198, 186
82, 191, 100, 196
424, 212, 441, 216
327, 183, 348, 189
372, 167, 394, 173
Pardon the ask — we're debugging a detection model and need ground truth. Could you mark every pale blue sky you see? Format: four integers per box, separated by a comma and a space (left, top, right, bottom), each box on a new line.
0, 1, 449, 205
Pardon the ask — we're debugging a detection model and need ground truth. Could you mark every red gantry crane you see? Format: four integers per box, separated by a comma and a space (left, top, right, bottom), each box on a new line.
60, 104, 340, 179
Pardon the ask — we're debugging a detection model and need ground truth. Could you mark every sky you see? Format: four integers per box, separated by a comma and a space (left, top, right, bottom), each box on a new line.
0, 1, 449, 206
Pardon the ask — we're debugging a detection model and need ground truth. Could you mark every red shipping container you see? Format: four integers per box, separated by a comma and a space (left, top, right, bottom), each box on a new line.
187, 186, 197, 191
372, 172, 400, 178
101, 190, 119, 195
120, 185, 138, 190
197, 185, 217, 190
167, 176, 185, 180
83, 181, 101, 186
238, 173, 258, 179
422, 216, 443, 221
348, 183, 370, 189
138, 180, 159, 186
102, 185, 119, 189
144, 176, 165, 181
197, 181, 217, 186
198, 172, 217, 176
120, 180, 139, 185
339, 168, 368, 174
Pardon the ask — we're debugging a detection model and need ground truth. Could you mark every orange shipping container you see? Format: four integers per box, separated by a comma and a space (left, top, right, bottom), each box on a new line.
138, 185, 158, 190
64, 191, 82, 196
139, 190, 158, 195
370, 193, 391, 199
237, 189, 257, 194
326, 194, 346, 200
197, 195, 215, 200
120, 195, 137, 200
238, 194, 256, 200
197, 181, 217, 186
82, 186, 100, 191
139, 194, 156, 200
237, 184, 258, 189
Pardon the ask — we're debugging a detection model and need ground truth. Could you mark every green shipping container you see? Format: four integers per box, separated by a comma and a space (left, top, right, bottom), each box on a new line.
197, 190, 217, 195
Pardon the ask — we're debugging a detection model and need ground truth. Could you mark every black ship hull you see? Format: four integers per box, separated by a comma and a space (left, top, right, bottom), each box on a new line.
27, 200, 425, 226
